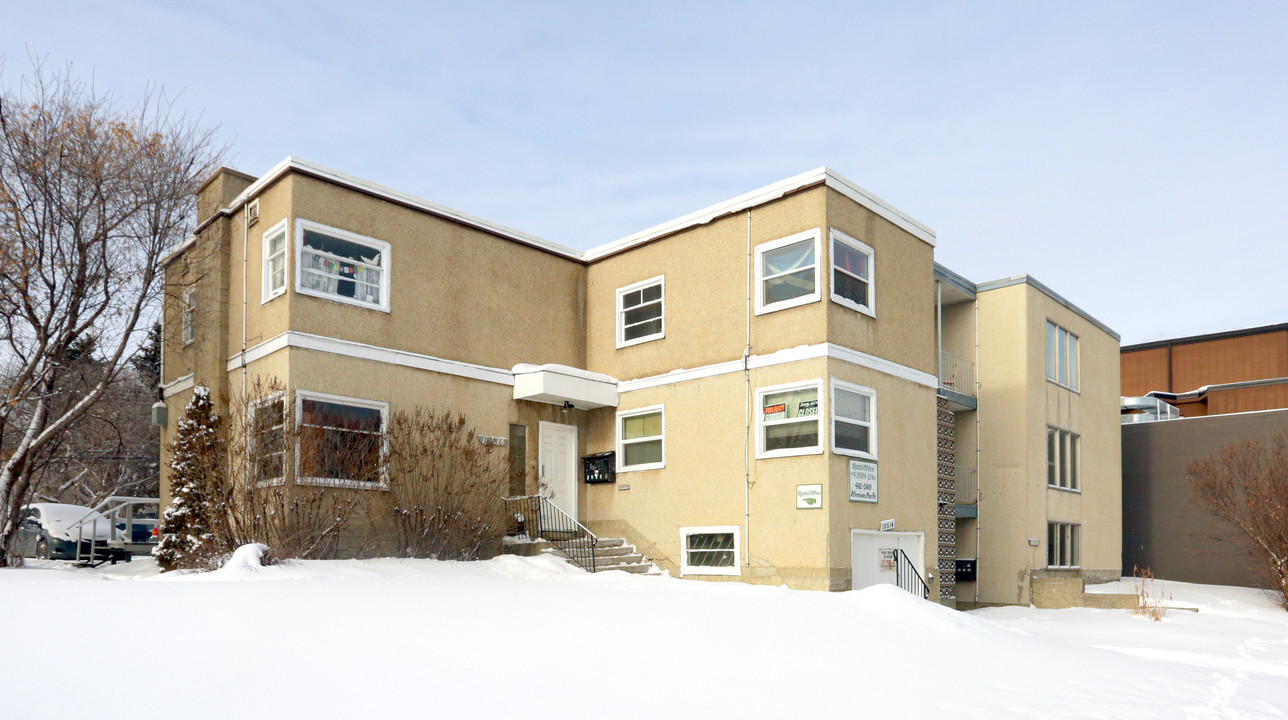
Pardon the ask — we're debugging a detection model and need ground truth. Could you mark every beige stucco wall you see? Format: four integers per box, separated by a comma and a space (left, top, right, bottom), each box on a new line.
585, 186, 828, 382
975, 281, 1122, 605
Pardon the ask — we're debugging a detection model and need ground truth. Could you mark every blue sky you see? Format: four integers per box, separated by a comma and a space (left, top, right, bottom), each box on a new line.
4, 1, 1285, 344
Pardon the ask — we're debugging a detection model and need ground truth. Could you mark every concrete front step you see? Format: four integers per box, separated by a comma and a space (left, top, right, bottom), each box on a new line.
512, 536, 659, 575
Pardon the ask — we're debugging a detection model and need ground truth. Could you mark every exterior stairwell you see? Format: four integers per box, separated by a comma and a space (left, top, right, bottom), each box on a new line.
501, 495, 660, 574
504, 536, 659, 574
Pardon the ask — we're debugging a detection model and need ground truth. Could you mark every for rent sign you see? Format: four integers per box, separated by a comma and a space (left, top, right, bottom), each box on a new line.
848, 459, 878, 503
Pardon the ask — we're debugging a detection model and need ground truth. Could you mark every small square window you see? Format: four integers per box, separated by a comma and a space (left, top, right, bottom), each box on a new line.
754, 230, 821, 315
616, 276, 664, 348
680, 525, 740, 576
829, 229, 874, 316
617, 406, 664, 471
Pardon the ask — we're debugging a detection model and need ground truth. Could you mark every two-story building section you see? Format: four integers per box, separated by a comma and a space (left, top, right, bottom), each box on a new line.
159, 158, 1121, 606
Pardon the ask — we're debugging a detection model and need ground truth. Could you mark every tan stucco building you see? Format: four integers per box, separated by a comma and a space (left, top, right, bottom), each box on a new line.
160, 158, 1121, 605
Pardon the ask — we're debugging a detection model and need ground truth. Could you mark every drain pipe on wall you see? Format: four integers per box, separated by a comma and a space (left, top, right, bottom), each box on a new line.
744, 209, 753, 568
241, 203, 250, 401
974, 296, 982, 605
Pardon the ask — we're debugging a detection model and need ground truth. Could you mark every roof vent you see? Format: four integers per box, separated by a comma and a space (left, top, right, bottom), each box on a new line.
246, 199, 260, 227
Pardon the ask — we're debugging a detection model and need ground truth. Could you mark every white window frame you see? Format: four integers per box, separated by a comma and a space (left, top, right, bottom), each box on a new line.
1047, 521, 1081, 569
181, 286, 196, 346
294, 218, 392, 313
249, 392, 287, 487
261, 218, 289, 304
1046, 427, 1081, 492
830, 380, 877, 460
828, 228, 875, 317
755, 379, 824, 459
754, 229, 821, 316
616, 275, 665, 348
1045, 321, 1080, 392
680, 525, 741, 577
616, 404, 665, 472
294, 390, 389, 490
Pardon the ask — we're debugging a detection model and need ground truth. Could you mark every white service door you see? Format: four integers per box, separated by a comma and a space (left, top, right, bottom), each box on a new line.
851, 530, 924, 591
539, 422, 578, 519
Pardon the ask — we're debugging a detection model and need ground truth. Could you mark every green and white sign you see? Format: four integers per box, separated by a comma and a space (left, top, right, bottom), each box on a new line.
848, 459, 878, 503
796, 484, 823, 509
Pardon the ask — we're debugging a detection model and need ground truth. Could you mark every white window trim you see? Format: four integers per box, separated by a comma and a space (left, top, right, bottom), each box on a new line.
615, 275, 665, 349
680, 525, 741, 577
616, 404, 665, 472
754, 229, 821, 316
830, 379, 877, 460
294, 218, 392, 313
249, 391, 287, 487
755, 378, 824, 459
1045, 321, 1080, 392
181, 286, 196, 347
828, 228, 875, 317
261, 218, 289, 304
294, 389, 389, 490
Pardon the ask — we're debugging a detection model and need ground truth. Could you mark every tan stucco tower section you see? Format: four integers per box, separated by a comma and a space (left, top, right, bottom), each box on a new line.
975, 281, 1122, 605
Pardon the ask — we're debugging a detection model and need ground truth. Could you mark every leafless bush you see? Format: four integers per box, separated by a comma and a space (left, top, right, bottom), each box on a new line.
385, 409, 507, 560
1130, 566, 1171, 621
1187, 429, 1288, 609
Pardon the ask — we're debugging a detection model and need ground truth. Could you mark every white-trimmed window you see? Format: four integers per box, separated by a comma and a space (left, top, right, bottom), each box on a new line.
1047, 521, 1081, 568
680, 525, 740, 576
262, 219, 288, 302
181, 286, 196, 346
829, 228, 874, 316
617, 276, 664, 348
296, 391, 388, 489
617, 405, 664, 471
754, 229, 821, 315
1046, 427, 1080, 491
295, 219, 391, 312
1045, 321, 1079, 391
756, 380, 823, 458
250, 393, 287, 485
831, 380, 876, 459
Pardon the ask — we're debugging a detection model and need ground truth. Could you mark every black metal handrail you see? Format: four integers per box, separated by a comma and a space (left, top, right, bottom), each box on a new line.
894, 548, 930, 599
503, 495, 598, 573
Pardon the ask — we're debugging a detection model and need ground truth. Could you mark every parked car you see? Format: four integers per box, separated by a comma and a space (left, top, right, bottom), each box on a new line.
16, 503, 130, 563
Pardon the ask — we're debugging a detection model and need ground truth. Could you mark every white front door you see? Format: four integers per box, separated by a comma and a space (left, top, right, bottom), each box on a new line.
851, 529, 925, 592
539, 421, 578, 519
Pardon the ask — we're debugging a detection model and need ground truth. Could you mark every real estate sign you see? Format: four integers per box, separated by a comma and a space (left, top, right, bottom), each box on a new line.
848, 459, 878, 503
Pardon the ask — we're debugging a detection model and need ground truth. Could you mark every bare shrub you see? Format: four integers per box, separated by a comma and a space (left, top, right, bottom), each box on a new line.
1187, 429, 1288, 609
385, 409, 507, 560
1130, 566, 1171, 621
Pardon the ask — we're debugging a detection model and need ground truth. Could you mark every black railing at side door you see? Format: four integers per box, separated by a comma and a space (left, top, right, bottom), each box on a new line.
503, 495, 598, 573
894, 548, 930, 599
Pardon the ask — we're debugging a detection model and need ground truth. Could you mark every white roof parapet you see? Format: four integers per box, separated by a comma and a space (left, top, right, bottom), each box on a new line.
512, 364, 619, 410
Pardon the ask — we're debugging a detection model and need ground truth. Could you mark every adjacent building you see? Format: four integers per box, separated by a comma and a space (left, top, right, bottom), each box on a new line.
160, 158, 1122, 606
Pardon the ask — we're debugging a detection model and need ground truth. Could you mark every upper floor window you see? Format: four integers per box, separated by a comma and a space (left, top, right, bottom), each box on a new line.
296, 391, 388, 489
295, 219, 391, 312
1046, 427, 1080, 491
829, 229, 874, 316
617, 276, 664, 348
617, 405, 664, 471
181, 286, 196, 346
756, 380, 823, 458
755, 229, 820, 315
262, 220, 288, 303
1046, 321, 1079, 390
831, 380, 876, 459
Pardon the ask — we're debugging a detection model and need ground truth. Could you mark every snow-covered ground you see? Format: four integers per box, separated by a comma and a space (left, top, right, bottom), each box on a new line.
3, 553, 1285, 719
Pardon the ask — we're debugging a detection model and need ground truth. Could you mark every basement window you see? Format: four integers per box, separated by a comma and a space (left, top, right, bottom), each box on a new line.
295, 219, 390, 312
680, 526, 740, 576
617, 276, 665, 348
829, 228, 874, 316
1047, 522, 1081, 568
756, 380, 823, 458
755, 229, 821, 315
296, 391, 388, 489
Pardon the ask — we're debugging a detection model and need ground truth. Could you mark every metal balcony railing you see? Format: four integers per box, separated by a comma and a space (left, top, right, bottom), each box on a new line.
938, 351, 975, 397
954, 465, 978, 505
